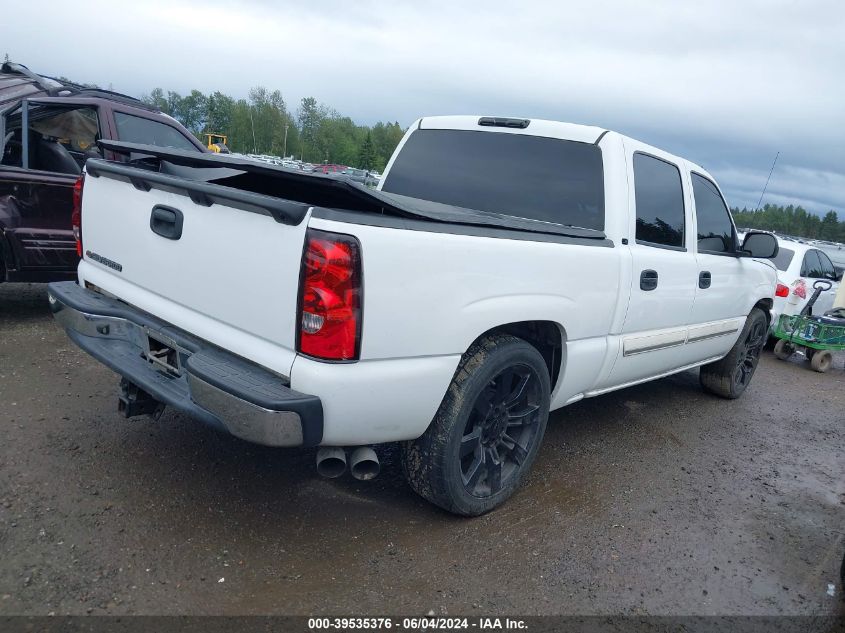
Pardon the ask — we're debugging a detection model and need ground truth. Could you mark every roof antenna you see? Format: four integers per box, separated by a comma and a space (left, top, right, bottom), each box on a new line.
755, 151, 779, 211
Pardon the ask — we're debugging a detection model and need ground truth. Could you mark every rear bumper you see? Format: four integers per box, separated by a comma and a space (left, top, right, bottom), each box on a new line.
47, 281, 323, 447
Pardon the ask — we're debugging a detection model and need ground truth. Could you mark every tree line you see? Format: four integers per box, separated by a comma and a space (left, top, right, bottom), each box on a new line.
732, 204, 844, 243
139, 87, 405, 171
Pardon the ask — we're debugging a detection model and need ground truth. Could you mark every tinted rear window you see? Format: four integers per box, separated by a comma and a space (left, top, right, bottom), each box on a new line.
771, 246, 794, 271
381, 129, 604, 230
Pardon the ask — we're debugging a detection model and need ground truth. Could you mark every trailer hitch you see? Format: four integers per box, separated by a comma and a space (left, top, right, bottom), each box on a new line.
118, 378, 165, 419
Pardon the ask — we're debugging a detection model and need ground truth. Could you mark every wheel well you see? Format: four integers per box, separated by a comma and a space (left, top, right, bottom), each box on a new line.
754, 298, 773, 326
474, 321, 563, 390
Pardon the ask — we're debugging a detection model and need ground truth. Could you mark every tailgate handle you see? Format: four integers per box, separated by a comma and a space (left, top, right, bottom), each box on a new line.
150, 205, 184, 240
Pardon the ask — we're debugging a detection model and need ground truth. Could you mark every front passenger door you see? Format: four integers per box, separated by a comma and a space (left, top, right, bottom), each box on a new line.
687, 172, 749, 357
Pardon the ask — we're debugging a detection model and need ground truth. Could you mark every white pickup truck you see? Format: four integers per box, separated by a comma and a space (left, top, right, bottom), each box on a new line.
48, 115, 780, 515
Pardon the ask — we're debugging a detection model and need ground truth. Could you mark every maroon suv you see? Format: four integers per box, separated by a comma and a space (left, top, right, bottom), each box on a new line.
0, 62, 206, 283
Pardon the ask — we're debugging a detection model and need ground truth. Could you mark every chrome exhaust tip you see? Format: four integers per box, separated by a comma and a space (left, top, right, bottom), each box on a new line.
316, 447, 347, 478
349, 446, 380, 481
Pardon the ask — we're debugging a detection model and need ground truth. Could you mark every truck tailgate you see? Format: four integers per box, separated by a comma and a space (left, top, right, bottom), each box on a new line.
79, 163, 310, 377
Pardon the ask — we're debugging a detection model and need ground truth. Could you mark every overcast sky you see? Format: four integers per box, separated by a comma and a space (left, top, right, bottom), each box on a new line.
3, 0, 843, 214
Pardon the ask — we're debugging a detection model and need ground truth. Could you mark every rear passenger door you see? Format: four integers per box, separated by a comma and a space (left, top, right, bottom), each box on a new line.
604, 142, 699, 387
686, 172, 749, 358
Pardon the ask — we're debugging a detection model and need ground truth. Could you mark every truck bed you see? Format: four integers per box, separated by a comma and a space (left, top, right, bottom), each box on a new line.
96, 140, 609, 240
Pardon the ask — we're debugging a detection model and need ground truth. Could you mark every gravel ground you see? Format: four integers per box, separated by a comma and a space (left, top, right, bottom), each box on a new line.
0, 283, 843, 616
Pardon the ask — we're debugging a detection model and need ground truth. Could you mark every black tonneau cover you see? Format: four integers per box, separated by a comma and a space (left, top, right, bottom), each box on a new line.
96, 139, 607, 240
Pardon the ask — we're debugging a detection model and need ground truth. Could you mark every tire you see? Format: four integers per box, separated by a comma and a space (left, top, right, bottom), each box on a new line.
700, 308, 768, 399
401, 334, 551, 516
804, 347, 816, 362
810, 350, 832, 373
773, 338, 794, 361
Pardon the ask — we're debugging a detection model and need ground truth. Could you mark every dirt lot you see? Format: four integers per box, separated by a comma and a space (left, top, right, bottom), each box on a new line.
0, 283, 843, 616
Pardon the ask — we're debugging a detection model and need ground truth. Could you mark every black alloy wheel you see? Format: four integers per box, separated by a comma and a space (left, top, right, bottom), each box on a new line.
733, 316, 766, 389
401, 334, 551, 515
700, 308, 768, 399
459, 364, 543, 497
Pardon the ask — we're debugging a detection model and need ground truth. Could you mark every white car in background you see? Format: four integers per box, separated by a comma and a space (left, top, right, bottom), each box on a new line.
769, 238, 841, 333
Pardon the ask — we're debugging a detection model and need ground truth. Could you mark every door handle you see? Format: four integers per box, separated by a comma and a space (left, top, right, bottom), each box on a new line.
699, 271, 712, 289
640, 269, 658, 291
150, 205, 184, 240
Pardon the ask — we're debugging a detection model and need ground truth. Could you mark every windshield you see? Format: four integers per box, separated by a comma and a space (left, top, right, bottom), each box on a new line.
381, 128, 605, 230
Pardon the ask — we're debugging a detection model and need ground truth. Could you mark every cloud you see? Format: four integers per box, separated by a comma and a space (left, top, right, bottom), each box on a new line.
2, 0, 842, 213
717, 163, 845, 212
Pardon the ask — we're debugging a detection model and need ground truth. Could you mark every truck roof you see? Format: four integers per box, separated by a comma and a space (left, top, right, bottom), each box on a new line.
419, 115, 606, 145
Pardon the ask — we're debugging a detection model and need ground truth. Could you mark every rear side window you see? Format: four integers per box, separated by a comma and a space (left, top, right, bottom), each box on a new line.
633, 153, 685, 248
381, 129, 605, 230
801, 250, 821, 277
817, 250, 836, 279
113, 112, 198, 151
692, 173, 735, 254
771, 246, 795, 271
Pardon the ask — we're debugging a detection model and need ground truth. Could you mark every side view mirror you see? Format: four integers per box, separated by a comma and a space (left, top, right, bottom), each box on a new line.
741, 231, 779, 259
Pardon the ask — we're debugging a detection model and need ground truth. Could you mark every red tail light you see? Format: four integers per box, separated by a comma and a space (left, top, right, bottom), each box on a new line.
71, 174, 84, 257
775, 283, 789, 298
298, 229, 362, 361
